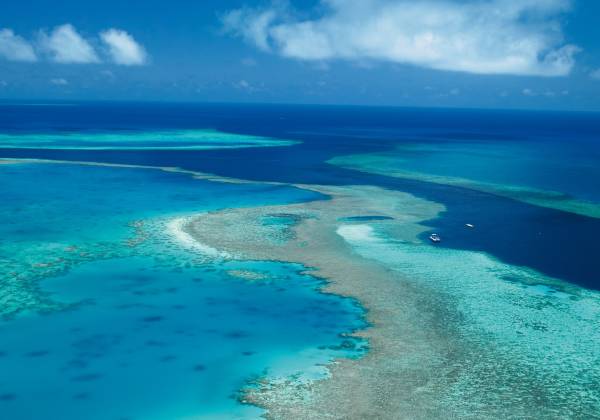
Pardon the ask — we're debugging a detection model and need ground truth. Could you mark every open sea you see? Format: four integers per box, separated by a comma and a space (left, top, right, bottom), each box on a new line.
0, 102, 599, 418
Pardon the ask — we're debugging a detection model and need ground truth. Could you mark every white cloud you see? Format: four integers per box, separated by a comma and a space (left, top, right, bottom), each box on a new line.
100, 29, 147, 66
50, 78, 68, 85
40, 24, 100, 64
522, 88, 536, 96
0, 25, 149, 66
223, 7, 280, 51
591, 69, 600, 80
0, 29, 37, 62
223, 0, 579, 76
233, 79, 260, 92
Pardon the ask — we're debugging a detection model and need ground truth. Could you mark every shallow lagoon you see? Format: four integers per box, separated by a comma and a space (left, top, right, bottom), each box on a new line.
0, 257, 364, 419
0, 160, 325, 318
0, 161, 364, 419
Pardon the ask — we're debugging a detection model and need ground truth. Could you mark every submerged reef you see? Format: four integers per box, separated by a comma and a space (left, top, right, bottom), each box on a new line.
329, 152, 600, 219
0, 129, 298, 150
0, 158, 317, 319
3, 158, 599, 418
185, 183, 600, 419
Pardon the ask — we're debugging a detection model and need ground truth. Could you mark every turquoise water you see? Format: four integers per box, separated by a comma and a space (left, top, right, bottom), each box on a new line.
2, 104, 600, 417
330, 139, 600, 217
0, 161, 324, 317
0, 161, 365, 418
0, 258, 364, 419
0, 129, 297, 150
338, 216, 394, 222
384, 141, 600, 203
0, 161, 316, 246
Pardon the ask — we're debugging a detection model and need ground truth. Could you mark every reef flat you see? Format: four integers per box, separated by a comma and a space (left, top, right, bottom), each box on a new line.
184, 184, 459, 418
330, 151, 600, 219
0, 129, 298, 150
184, 183, 600, 419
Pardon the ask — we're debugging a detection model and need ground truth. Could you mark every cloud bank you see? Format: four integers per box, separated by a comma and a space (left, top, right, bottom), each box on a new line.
50, 77, 69, 86
223, 0, 579, 76
40, 24, 100, 63
0, 29, 37, 62
100, 29, 148, 66
0, 24, 147, 66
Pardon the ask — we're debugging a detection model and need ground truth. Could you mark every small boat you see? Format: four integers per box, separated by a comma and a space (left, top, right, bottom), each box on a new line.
429, 233, 441, 243
466, 223, 475, 228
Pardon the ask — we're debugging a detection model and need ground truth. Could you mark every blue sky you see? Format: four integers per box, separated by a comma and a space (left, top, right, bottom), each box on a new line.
1, 0, 599, 111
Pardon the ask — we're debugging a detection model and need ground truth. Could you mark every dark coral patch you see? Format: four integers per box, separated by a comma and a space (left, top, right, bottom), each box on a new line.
25, 350, 50, 358
141, 315, 164, 323
71, 373, 102, 382
145, 340, 167, 347
0, 393, 16, 402
224, 330, 249, 339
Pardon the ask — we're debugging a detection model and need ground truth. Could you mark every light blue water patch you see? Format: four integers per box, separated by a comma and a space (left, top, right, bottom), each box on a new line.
0, 160, 365, 418
0, 161, 321, 294
0, 162, 320, 246
0, 257, 365, 420
350, 140, 600, 204
0, 129, 298, 150
0, 161, 325, 321
337, 223, 600, 417
338, 215, 394, 222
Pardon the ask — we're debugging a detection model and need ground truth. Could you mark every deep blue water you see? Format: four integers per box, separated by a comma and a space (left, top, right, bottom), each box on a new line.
1, 102, 599, 290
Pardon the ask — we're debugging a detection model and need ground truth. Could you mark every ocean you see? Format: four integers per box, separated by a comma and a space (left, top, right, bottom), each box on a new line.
0, 102, 599, 418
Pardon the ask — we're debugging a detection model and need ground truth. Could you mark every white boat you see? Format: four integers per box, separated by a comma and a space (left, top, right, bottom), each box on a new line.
466, 223, 475, 228
429, 233, 441, 243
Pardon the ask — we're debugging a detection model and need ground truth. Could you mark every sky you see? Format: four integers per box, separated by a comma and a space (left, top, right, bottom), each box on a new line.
1, 0, 600, 111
